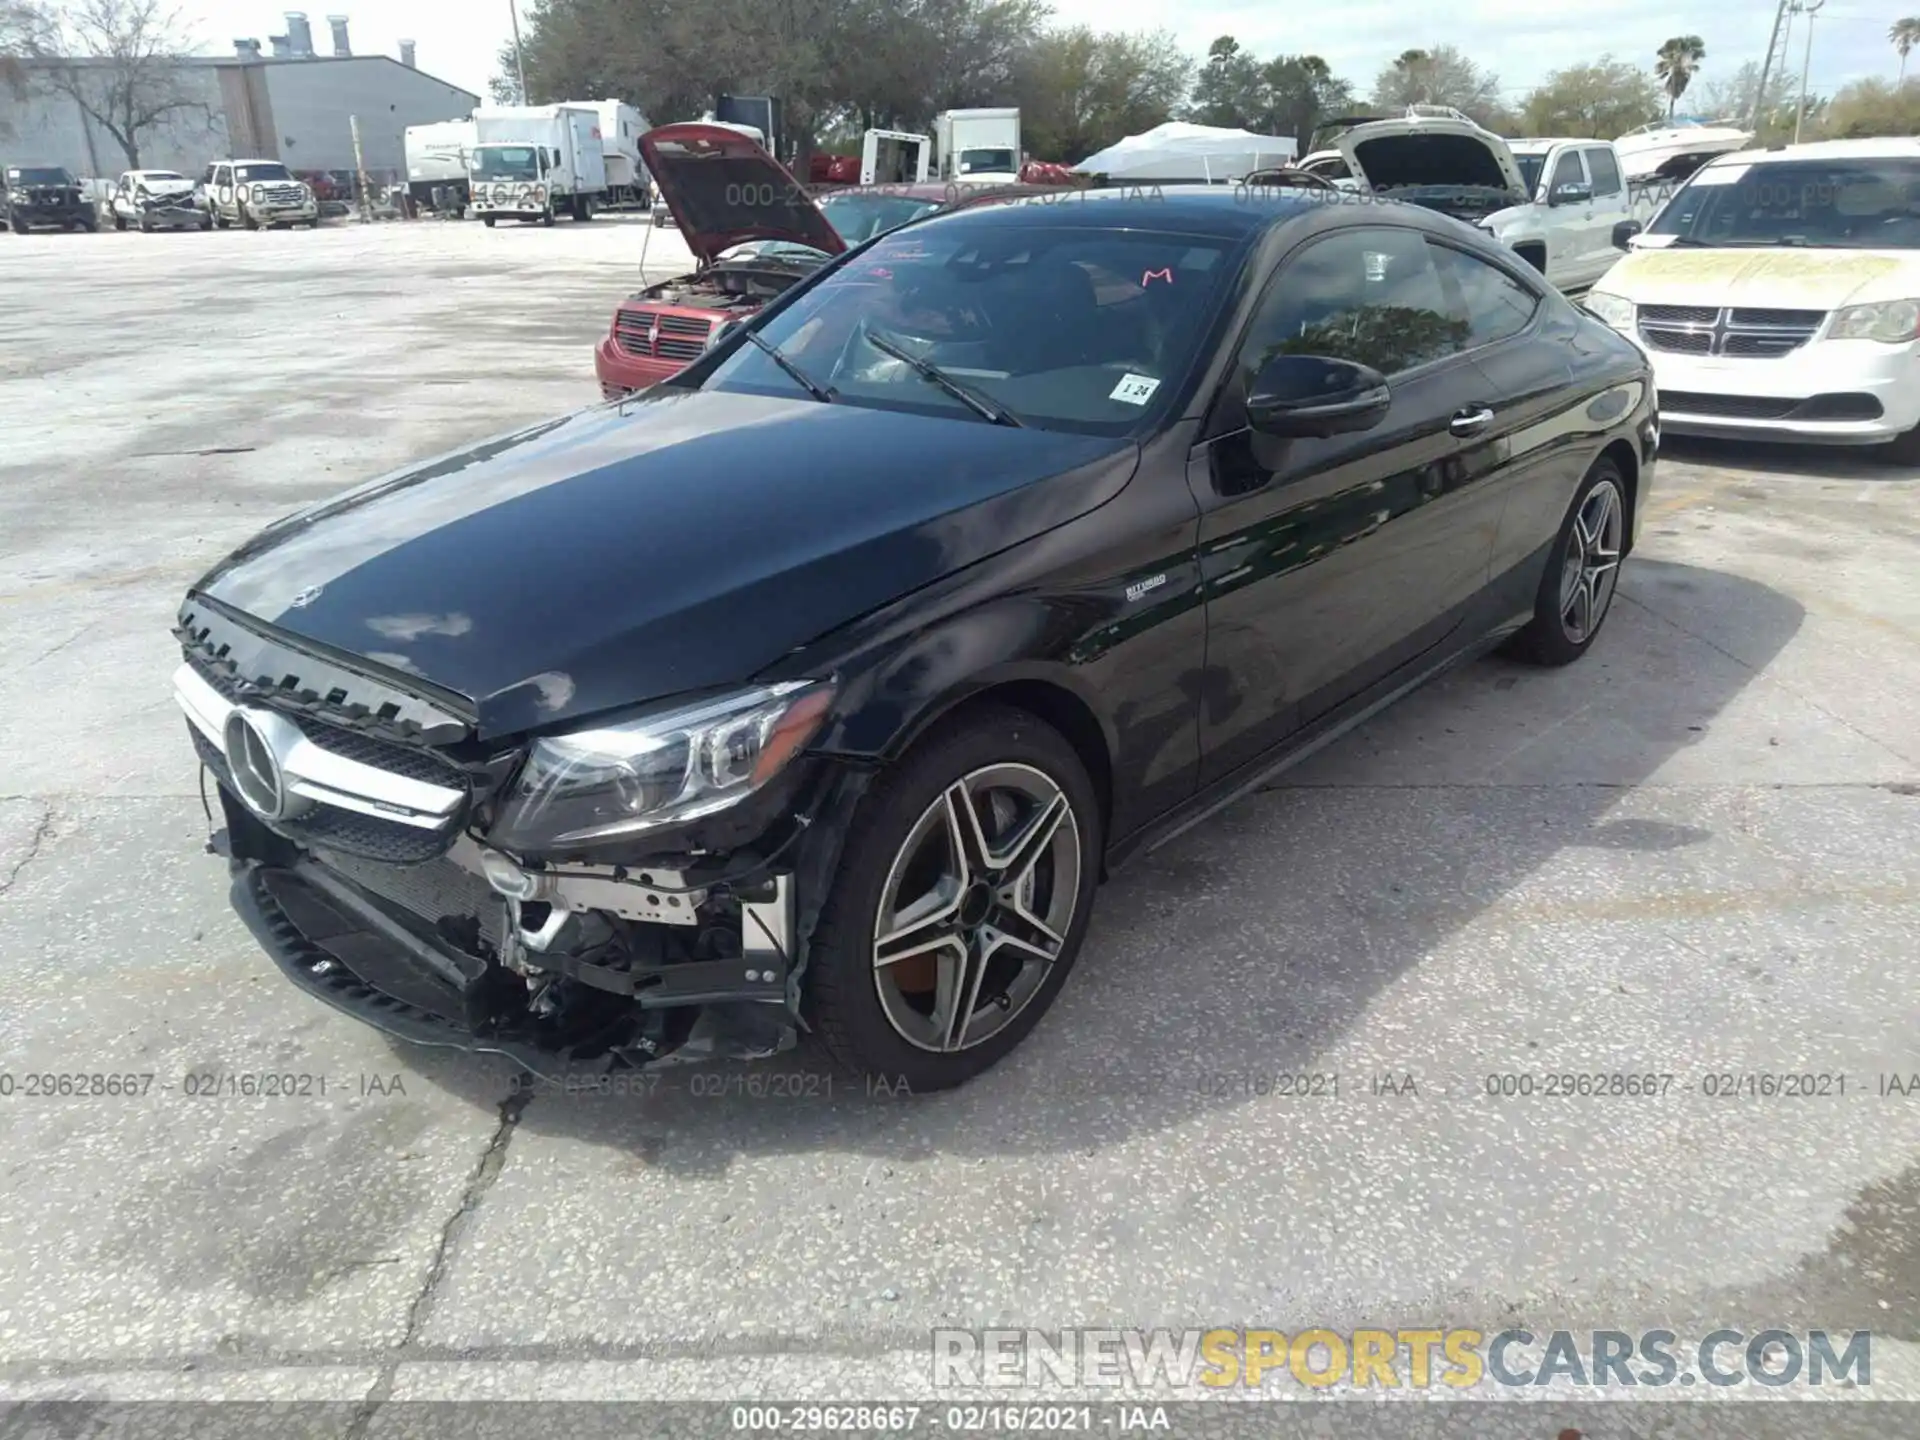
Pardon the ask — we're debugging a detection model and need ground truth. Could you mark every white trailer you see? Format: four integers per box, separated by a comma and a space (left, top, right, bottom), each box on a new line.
468, 104, 610, 226
596, 99, 652, 206
860, 129, 931, 185
404, 119, 477, 215
934, 108, 1021, 186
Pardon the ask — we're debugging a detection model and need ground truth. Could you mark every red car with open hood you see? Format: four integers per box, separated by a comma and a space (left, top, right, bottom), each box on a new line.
594, 124, 1042, 399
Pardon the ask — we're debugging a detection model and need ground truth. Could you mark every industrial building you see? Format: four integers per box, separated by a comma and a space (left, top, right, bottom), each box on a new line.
0, 13, 478, 183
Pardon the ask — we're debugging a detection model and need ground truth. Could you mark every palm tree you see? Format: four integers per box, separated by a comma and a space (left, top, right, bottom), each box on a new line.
1892, 18, 1920, 80
1655, 36, 1707, 120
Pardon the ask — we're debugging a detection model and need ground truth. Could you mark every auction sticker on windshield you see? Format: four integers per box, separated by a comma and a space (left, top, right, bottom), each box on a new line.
1110, 374, 1161, 405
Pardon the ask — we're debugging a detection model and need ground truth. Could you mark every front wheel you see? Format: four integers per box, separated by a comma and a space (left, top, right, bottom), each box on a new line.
483, 215, 496, 228
805, 705, 1102, 1092
1503, 459, 1627, 666
541, 205, 555, 227
240, 206, 258, 231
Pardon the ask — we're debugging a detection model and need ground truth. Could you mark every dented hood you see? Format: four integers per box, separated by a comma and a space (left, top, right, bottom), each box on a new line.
188, 390, 1133, 737
640, 122, 845, 266
1599, 245, 1920, 311
1334, 116, 1526, 195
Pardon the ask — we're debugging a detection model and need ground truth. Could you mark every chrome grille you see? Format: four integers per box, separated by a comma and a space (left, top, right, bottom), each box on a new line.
1637, 305, 1826, 358
614, 308, 713, 360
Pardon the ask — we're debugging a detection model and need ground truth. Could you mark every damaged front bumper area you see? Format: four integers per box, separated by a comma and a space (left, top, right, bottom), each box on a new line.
174, 631, 864, 1081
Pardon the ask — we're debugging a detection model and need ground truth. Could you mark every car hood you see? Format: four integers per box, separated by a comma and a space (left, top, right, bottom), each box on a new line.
190, 390, 1135, 738
136, 177, 195, 196
1335, 117, 1526, 196
1597, 245, 1920, 311
640, 122, 845, 266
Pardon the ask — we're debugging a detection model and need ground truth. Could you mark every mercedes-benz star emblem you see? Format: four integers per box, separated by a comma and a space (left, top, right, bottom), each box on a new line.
223, 709, 288, 820
289, 585, 324, 608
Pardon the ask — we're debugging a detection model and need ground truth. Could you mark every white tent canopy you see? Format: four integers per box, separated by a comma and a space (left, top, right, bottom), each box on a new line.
1074, 122, 1297, 181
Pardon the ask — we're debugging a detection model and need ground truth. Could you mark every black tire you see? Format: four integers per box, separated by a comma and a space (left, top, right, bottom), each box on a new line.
82, 214, 97, 232
805, 704, 1103, 1092
483, 216, 496, 228
214, 211, 229, 229
541, 206, 555, 227
11, 217, 28, 234
199, 214, 213, 231
241, 206, 258, 231
137, 215, 152, 233
114, 213, 127, 231
1503, 458, 1628, 666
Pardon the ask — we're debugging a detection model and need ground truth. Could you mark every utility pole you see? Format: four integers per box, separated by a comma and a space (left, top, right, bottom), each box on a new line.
1795, 0, 1824, 144
1754, 0, 1793, 131
508, 0, 529, 103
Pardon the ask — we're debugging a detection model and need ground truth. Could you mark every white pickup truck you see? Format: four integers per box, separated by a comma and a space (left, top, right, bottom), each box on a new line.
1296, 109, 1677, 294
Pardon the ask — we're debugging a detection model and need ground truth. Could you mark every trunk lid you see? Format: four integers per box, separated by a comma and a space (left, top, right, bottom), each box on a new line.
640, 122, 845, 266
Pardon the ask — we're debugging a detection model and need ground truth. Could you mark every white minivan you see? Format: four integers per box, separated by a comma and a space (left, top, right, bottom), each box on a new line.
1585, 137, 1920, 458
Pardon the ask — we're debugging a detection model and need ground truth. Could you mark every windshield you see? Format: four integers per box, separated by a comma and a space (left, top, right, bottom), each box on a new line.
1514, 154, 1545, 195
470, 146, 540, 180
1648, 157, 1920, 249
958, 148, 1017, 176
703, 220, 1238, 435
234, 163, 293, 182
817, 192, 944, 244
9, 167, 73, 186
138, 171, 188, 184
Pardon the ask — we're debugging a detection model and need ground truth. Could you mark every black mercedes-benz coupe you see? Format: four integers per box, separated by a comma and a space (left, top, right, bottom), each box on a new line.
174, 185, 1657, 1092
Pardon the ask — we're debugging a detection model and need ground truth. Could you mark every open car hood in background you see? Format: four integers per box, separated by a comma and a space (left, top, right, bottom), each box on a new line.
1334, 116, 1527, 196
640, 123, 846, 266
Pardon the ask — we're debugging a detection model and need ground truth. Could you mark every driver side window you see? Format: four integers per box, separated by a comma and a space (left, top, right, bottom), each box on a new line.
1232, 227, 1469, 390
1549, 150, 1585, 194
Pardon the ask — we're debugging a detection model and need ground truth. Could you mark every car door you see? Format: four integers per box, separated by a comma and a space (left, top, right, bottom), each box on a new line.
1184, 223, 1509, 783
214, 164, 234, 217
1422, 237, 1593, 610
1578, 145, 1629, 285
1544, 148, 1595, 285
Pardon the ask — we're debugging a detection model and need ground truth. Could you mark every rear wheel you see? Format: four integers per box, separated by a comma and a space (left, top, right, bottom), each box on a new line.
137, 214, 152, 233
1504, 459, 1627, 666
113, 212, 127, 231
199, 213, 213, 231
805, 704, 1101, 1092
9, 217, 25, 234
483, 215, 496, 228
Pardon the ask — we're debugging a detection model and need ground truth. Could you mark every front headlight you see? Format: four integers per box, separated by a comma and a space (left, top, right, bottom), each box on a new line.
1583, 291, 1634, 330
489, 681, 836, 851
1827, 298, 1920, 343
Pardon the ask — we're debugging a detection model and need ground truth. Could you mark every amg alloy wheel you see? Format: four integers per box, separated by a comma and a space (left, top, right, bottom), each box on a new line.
1557, 478, 1623, 647
872, 763, 1081, 1054
1505, 460, 1627, 666
807, 705, 1101, 1090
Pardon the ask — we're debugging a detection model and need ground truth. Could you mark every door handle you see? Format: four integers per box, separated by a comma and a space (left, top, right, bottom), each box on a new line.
1450, 407, 1495, 437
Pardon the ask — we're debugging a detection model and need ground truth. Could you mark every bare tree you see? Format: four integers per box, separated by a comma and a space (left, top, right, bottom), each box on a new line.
14, 0, 205, 168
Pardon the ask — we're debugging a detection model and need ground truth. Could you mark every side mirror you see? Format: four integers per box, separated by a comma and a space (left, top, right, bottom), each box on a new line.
1612, 219, 1643, 251
1551, 182, 1593, 206
1247, 354, 1391, 439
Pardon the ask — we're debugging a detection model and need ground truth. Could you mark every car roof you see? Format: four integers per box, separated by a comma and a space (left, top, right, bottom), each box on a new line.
914, 184, 1329, 239
1708, 136, 1920, 166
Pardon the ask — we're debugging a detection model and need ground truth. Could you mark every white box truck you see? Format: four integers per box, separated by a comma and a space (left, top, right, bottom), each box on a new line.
860, 129, 931, 185
596, 99, 652, 207
403, 118, 477, 216
468, 104, 609, 226
934, 108, 1021, 186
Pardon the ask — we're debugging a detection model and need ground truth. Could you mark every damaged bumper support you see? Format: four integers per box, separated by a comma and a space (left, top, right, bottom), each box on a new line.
175, 658, 848, 1080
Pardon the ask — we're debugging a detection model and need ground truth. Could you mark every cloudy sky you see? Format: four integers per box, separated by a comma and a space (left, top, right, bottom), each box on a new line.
185, 0, 1908, 117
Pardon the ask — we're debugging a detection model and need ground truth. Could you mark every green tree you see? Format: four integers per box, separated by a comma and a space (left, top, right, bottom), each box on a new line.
1819, 75, 1920, 137
1012, 26, 1192, 162
1654, 35, 1706, 119
1519, 56, 1663, 138
1891, 18, 1920, 80
1369, 44, 1504, 127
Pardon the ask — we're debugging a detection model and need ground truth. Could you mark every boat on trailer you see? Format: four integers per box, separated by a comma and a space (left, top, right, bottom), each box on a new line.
1614, 118, 1754, 184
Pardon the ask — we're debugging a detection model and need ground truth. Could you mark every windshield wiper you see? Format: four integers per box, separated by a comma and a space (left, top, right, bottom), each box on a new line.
863, 328, 1023, 427
741, 329, 837, 405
